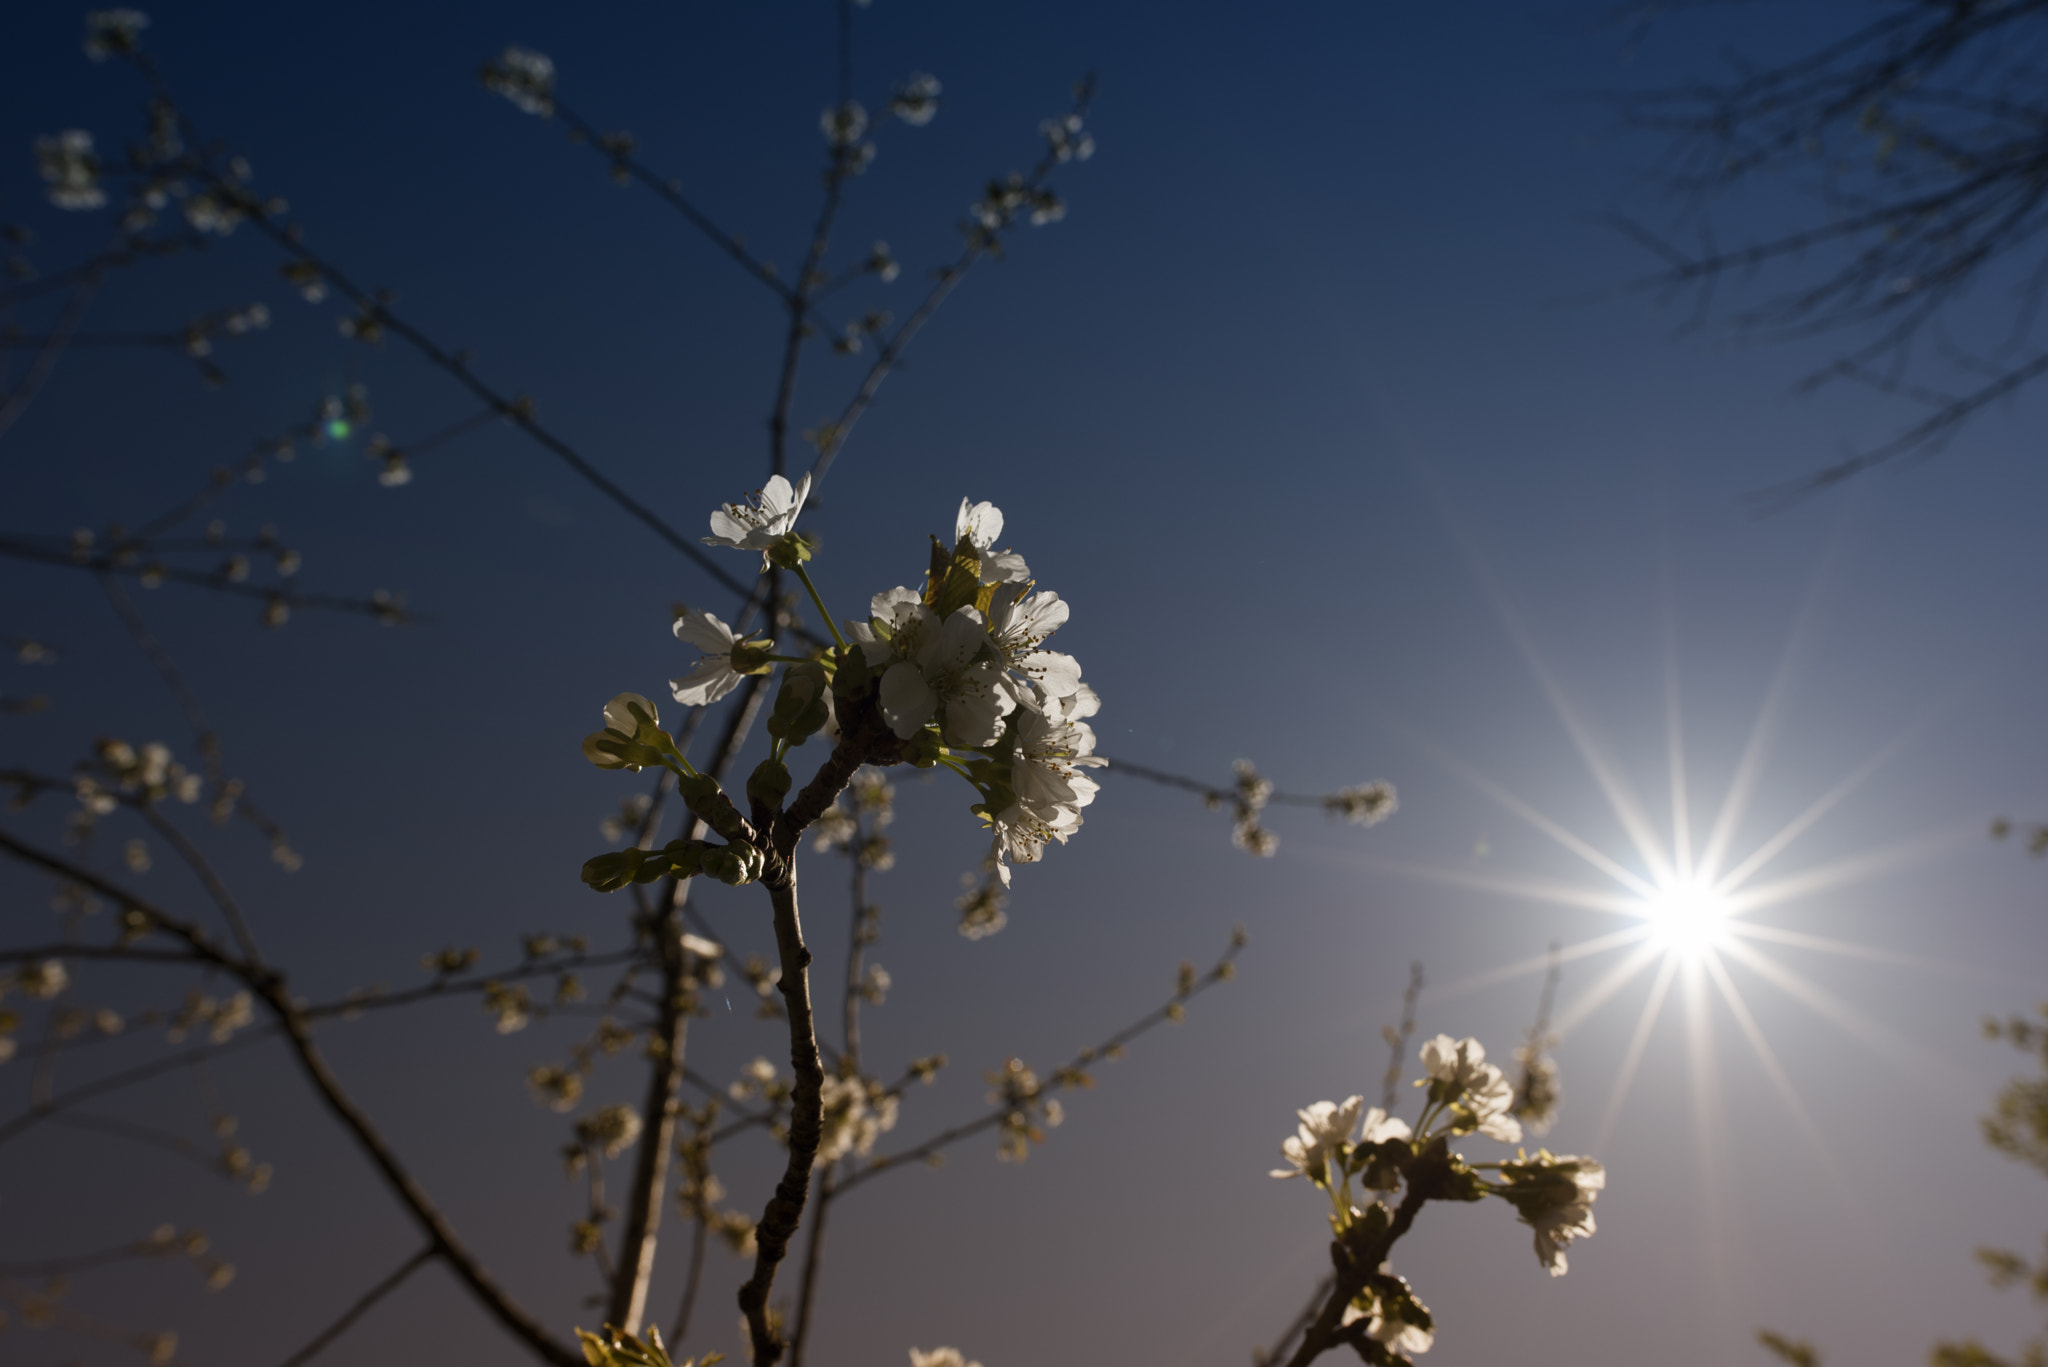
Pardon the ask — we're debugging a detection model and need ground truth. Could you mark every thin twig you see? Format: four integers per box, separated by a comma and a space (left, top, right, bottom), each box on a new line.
274, 1246, 436, 1367
834, 930, 1246, 1197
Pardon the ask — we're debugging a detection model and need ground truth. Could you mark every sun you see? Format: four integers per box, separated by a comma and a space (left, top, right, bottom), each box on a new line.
1640, 879, 1733, 960
1356, 537, 1960, 1163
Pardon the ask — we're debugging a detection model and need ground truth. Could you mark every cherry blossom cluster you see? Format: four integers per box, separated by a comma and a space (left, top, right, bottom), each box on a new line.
1271, 1035, 1607, 1364
580, 476, 1100, 892
481, 47, 556, 117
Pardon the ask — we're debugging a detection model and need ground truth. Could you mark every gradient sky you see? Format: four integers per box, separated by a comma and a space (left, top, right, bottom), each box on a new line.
5, 2, 2048, 1365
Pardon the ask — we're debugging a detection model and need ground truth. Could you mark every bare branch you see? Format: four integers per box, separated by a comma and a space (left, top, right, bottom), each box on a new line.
274, 1246, 435, 1367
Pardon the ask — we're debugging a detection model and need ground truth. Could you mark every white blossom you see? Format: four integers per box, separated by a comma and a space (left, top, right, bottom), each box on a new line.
853, 590, 1012, 746
1271, 1095, 1363, 1181
702, 473, 810, 567
576, 1104, 644, 1159
37, 131, 105, 210
18, 959, 69, 1000
890, 73, 942, 126
1499, 1154, 1605, 1276
1010, 685, 1103, 817
1420, 1034, 1522, 1143
1042, 113, 1095, 163
955, 496, 1029, 583
909, 1350, 981, 1367
583, 692, 662, 770
983, 797, 1081, 887
1359, 1106, 1411, 1146
1364, 1308, 1433, 1357
821, 101, 869, 147
487, 47, 556, 116
867, 240, 901, 282
815, 1073, 898, 1166
979, 687, 1103, 886
669, 606, 756, 706
84, 9, 148, 60
986, 583, 1080, 700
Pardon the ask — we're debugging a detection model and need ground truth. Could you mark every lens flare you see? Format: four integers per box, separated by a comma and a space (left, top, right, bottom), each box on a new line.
1641, 880, 1732, 960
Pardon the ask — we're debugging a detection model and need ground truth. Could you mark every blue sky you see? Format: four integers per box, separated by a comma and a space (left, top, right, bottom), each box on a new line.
5, 2, 2047, 1364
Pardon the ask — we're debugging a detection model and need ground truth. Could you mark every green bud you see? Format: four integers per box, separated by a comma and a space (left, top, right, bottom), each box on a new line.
700, 841, 766, 887
582, 693, 674, 771
581, 848, 647, 892
583, 731, 667, 772
766, 661, 832, 747
831, 642, 872, 699
766, 531, 815, 570
633, 839, 707, 884
728, 634, 779, 676
746, 759, 792, 811
676, 772, 722, 808
899, 727, 947, 769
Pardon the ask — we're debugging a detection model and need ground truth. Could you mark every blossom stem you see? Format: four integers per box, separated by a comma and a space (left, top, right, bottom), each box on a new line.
793, 565, 847, 650
931, 752, 983, 793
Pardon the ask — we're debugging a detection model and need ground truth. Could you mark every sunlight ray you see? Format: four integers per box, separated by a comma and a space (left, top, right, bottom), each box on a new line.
1361, 858, 1647, 916
1695, 527, 1841, 885
1551, 940, 1667, 1039
1719, 827, 1975, 918
1437, 522, 1676, 886
1663, 592, 1694, 882
1725, 921, 1950, 972
1700, 951, 1845, 1186
1422, 926, 1653, 1009
1399, 737, 1659, 898
1714, 726, 1921, 897
1680, 962, 1742, 1350
1716, 937, 1966, 1095
1594, 955, 1679, 1152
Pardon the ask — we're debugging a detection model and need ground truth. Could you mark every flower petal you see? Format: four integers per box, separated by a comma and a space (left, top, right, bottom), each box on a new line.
879, 661, 937, 738
673, 606, 738, 653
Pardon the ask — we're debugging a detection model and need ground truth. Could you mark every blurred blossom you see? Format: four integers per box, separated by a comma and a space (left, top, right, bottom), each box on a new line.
890, 73, 942, 126
84, 9, 148, 60
821, 101, 869, 147
484, 47, 555, 116
36, 131, 105, 210
1042, 113, 1095, 163
1327, 781, 1397, 826
909, 1351, 982, 1367
866, 240, 901, 282
1497, 1154, 1605, 1276
576, 1104, 644, 1159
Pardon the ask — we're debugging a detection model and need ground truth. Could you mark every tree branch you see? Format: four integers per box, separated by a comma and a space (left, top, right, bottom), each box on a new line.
274, 1246, 436, 1367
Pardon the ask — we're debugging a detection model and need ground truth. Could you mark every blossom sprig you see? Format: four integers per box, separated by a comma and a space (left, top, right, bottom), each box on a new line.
889, 74, 943, 127
84, 9, 150, 61
1270, 1034, 1607, 1361
589, 486, 1102, 895
482, 47, 556, 117
580, 694, 698, 778
1105, 755, 1397, 859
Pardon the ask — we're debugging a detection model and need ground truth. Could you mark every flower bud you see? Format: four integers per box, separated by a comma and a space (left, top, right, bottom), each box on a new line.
765, 531, 815, 570
727, 635, 779, 676
700, 842, 765, 886
899, 727, 947, 769
767, 662, 832, 746
581, 848, 647, 892
747, 759, 793, 811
